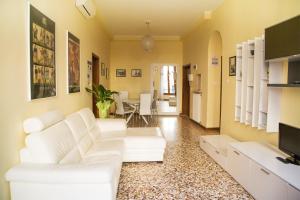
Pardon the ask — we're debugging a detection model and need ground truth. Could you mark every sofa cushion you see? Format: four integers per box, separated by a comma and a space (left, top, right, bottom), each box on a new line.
78, 108, 96, 130
25, 121, 80, 164
65, 113, 93, 156
23, 110, 64, 134
85, 140, 124, 158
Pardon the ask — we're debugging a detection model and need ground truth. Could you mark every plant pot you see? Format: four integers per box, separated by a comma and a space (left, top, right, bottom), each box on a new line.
96, 101, 112, 118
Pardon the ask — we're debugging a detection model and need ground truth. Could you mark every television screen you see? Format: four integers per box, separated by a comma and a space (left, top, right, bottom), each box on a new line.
265, 15, 300, 60
279, 123, 300, 158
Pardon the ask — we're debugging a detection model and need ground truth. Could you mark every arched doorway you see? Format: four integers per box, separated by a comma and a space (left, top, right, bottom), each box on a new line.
207, 31, 222, 128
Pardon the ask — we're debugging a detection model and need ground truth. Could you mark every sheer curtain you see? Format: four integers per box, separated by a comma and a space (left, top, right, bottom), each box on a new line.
160, 66, 168, 97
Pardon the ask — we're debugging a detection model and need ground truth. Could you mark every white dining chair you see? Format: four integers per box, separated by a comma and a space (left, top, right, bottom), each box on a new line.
119, 91, 128, 102
114, 94, 135, 123
139, 93, 152, 125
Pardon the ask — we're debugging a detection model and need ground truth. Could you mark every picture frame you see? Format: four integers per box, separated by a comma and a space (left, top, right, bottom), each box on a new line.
131, 69, 142, 77
229, 56, 236, 76
116, 69, 126, 77
101, 62, 105, 76
29, 4, 56, 100
105, 67, 109, 80
67, 31, 80, 93
87, 60, 92, 87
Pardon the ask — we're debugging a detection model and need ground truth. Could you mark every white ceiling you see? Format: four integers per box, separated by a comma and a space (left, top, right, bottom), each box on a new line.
93, 0, 224, 38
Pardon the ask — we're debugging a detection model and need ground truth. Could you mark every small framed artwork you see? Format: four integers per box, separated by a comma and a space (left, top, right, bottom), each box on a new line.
87, 60, 92, 87
229, 56, 236, 76
131, 69, 142, 77
67, 31, 80, 93
105, 67, 109, 80
116, 69, 126, 77
101, 63, 105, 76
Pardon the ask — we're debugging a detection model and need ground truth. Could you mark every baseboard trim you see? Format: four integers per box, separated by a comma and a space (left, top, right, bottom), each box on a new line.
188, 118, 220, 131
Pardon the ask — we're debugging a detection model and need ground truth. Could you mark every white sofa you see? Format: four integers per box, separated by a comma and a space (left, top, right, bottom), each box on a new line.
5, 108, 166, 200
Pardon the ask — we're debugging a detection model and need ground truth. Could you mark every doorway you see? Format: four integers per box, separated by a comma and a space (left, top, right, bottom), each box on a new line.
182, 64, 191, 117
92, 53, 99, 118
150, 64, 179, 115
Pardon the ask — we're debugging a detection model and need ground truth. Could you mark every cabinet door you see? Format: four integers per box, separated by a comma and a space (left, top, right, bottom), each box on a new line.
200, 138, 215, 159
227, 146, 251, 190
287, 184, 300, 200
192, 94, 201, 123
249, 161, 287, 200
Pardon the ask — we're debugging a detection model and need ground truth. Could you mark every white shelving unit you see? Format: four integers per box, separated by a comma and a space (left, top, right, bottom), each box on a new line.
240, 42, 248, 123
246, 40, 255, 125
235, 35, 283, 133
235, 44, 242, 121
266, 62, 283, 132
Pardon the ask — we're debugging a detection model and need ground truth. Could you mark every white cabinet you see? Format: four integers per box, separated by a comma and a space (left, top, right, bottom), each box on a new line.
249, 161, 287, 200
227, 146, 251, 190
201, 140, 300, 200
192, 93, 201, 123
287, 184, 300, 200
200, 135, 237, 171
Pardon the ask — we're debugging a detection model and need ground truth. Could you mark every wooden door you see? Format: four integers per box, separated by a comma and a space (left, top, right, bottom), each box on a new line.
92, 54, 99, 118
182, 64, 191, 116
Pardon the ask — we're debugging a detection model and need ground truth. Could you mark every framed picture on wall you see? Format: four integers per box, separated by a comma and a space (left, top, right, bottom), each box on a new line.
101, 62, 105, 76
105, 67, 109, 80
229, 56, 236, 76
67, 31, 80, 93
116, 69, 126, 77
29, 4, 56, 100
131, 69, 142, 77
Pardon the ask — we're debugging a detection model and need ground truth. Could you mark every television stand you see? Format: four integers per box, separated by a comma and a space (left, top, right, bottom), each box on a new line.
276, 156, 300, 165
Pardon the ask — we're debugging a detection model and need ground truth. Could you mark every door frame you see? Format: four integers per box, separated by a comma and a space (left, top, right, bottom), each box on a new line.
181, 64, 191, 117
92, 53, 100, 118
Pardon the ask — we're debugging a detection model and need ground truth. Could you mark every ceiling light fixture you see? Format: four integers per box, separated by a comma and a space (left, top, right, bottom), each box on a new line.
141, 21, 154, 52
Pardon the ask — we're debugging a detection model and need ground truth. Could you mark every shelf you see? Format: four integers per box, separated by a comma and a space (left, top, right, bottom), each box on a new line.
259, 110, 268, 114
267, 83, 300, 88
247, 85, 254, 87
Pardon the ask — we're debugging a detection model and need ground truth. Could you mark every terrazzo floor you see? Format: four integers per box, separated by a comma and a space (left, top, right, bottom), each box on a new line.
117, 116, 254, 200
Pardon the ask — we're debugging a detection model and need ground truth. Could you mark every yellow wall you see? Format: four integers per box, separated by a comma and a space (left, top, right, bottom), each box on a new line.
110, 39, 182, 107
0, 0, 111, 199
207, 31, 222, 128
183, 0, 300, 144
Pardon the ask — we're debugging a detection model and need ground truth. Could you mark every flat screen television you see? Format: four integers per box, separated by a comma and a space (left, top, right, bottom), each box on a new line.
265, 15, 300, 60
278, 123, 300, 165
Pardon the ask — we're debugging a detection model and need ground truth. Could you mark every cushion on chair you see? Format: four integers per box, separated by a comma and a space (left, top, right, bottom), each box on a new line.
25, 121, 81, 164
23, 110, 65, 134
65, 113, 93, 156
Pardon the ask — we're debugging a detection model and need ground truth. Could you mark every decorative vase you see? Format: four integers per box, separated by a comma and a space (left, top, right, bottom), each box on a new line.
96, 101, 111, 118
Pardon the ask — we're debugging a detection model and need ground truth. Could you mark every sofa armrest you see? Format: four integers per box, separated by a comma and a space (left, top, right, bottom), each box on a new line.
96, 119, 127, 132
5, 162, 115, 184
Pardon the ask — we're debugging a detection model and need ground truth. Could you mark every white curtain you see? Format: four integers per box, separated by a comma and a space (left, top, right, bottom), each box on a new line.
160, 66, 168, 98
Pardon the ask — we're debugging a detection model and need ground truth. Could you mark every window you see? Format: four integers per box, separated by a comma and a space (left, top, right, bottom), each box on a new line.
161, 65, 176, 95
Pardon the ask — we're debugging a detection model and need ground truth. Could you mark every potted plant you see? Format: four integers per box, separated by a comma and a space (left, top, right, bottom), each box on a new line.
85, 84, 117, 118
